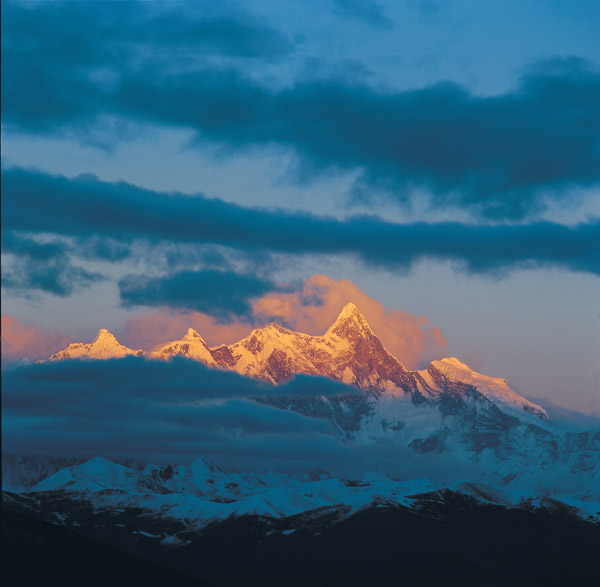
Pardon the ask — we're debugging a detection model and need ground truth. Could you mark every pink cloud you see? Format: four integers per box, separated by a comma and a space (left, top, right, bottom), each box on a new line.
1, 315, 70, 364
125, 275, 448, 369
122, 310, 254, 350
4, 276, 448, 369
252, 274, 447, 369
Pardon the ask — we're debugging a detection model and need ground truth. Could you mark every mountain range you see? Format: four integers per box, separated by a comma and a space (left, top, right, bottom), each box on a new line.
5, 302, 599, 585
4, 303, 592, 494
5, 461, 599, 586
50, 302, 547, 420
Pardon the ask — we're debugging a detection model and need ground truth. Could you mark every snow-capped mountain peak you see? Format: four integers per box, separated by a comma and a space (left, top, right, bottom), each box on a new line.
149, 328, 215, 364
43, 305, 548, 425
50, 330, 142, 361
336, 301, 361, 320
220, 304, 410, 387
93, 328, 118, 343
182, 328, 205, 342
326, 302, 374, 339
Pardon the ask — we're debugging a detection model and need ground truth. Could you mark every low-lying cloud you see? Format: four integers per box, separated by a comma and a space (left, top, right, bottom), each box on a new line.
2, 358, 479, 478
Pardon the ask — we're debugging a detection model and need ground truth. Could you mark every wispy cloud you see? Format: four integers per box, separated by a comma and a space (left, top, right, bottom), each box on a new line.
2, 231, 104, 297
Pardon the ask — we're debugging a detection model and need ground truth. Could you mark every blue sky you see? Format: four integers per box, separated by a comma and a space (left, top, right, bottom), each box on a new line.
2, 0, 599, 414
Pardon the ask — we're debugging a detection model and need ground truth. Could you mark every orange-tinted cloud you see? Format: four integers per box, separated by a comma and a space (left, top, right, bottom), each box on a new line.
124, 275, 447, 369
5, 276, 448, 369
122, 310, 254, 350
1, 315, 70, 364
253, 274, 447, 369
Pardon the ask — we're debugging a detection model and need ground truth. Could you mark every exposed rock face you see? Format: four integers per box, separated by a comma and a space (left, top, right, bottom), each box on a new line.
224, 304, 415, 395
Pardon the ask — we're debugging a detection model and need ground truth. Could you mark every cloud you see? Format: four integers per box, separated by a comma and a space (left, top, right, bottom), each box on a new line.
1, 231, 104, 297
2, 273, 447, 368
332, 0, 393, 30
1, 1, 291, 130
143, 7, 292, 59
1, 316, 70, 365
2, 357, 480, 479
0, 358, 344, 467
3, 1, 600, 218
4, 168, 599, 277
2, 357, 359, 404
253, 274, 446, 368
122, 310, 254, 351
119, 269, 277, 319
526, 396, 600, 431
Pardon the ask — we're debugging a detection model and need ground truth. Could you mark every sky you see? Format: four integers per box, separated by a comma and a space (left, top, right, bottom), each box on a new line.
1, 0, 599, 417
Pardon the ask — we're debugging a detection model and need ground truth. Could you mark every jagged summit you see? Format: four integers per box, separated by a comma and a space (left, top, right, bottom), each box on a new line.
326, 302, 375, 339
44, 306, 547, 422
92, 328, 118, 343
338, 301, 360, 317
221, 302, 407, 387
182, 328, 204, 342
331, 302, 365, 324
246, 322, 295, 338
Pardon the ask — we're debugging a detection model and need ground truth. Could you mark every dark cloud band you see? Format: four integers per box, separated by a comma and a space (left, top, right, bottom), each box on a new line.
3, 0, 599, 218
3, 167, 599, 277
3, 358, 479, 478
119, 270, 276, 317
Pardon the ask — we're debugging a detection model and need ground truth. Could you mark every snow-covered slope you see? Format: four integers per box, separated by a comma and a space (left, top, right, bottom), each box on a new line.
32, 457, 148, 493
418, 357, 548, 421
49, 329, 142, 360
22, 456, 600, 525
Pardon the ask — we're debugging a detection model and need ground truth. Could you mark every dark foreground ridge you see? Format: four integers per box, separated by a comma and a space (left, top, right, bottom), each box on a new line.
1, 507, 207, 587
4, 490, 600, 587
